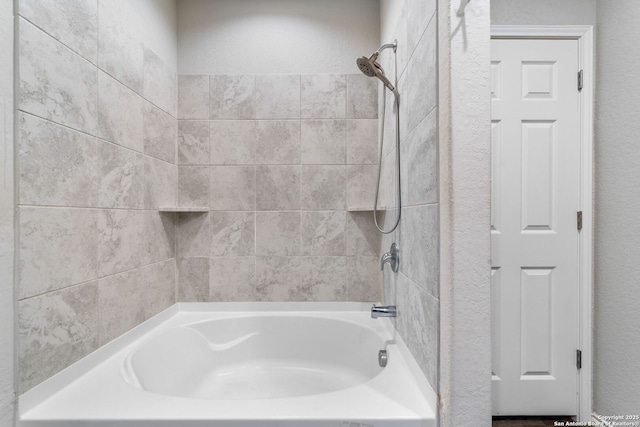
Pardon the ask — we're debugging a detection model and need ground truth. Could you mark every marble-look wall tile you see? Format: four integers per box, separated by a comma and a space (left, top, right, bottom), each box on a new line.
19, 208, 98, 299
19, 19, 97, 134
347, 165, 377, 209
255, 121, 300, 165
301, 165, 346, 210
391, 6, 410, 77
256, 257, 301, 301
404, 18, 437, 135
144, 47, 177, 117
347, 212, 381, 256
210, 121, 255, 165
178, 120, 209, 165
143, 260, 175, 317
401, 109, 437, 206
143, 101, 176, 163
383, 266, 398, 313
301, 74, 346, 119
210, 166, 255, 210
347, 74, 377, 119
210, 212, 255, 256
255, 165, 300, 211
98, 71, 143, 152
144, 156, 176, 209
210, 257, 256, 301
210, 75, 255, 120
19, 0, 98, 64
19, 113, 99, 207
256, 75, 300, 119
18, 282, 98, 392
347, 119, 378, 165
381, 89, 397, 158
98, 209, 147, 276
178, 166, 209, 207
396, 273, 438, 388
97, 0, 143, 94
145, 213, 175, 265
301, 211, 346, 256
381, 207, 399, 255
399, 204, 438, 298
97, 268, 144, 345
98, 142, 144, 209
347, 256, 382, 302
299, 257, 347, 301
178, 257, 209, 302
99, 260, 174, 344
178, 75, 209, 119
406, 0, 437, 64
301, 120, 346, 165
177, 212, 210, 257
378, 150, 398, 208
255, 212, 301, 256
173, 74, 385, 307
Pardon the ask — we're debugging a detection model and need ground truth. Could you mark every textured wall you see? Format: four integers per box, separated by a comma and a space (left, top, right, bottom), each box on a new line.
0, 0, 14, 425
378, 0, 439, 391
491, 0, 596, 25
16, 0, 178, 392
439, 0, 492, 426
594, 0, 640, 415
177, 0, 380, 75
176, 73, 382, 302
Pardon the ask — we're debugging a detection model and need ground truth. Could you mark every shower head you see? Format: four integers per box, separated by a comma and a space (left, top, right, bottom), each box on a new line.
356, 41, 399, 96
356, 53, 379, 77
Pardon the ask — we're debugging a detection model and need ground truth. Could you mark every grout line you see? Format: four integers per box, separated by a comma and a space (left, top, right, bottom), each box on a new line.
17, 258, 176, 302
17, 16, 97, 67
18, 110, 175, 166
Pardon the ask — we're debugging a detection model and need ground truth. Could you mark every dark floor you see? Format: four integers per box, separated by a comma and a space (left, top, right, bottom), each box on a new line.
493, 416, 574, 426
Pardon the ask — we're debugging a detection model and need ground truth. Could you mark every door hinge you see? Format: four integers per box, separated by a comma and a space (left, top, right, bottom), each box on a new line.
577, 211, 583, 231
577, 349, 582, 370
578, 70, 584, 92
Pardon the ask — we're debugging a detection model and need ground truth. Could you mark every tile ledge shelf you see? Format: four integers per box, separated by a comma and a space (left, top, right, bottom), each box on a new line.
347, 206, 386, 212
158, 207, 209, 213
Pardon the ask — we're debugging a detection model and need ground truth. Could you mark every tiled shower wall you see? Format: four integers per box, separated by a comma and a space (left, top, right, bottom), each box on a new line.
16, 0, 177, 392
176, 74, 383, 302
380, 0, 439, 390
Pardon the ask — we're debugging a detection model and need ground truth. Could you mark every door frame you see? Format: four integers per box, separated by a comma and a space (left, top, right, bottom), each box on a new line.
490, 25, 594, 422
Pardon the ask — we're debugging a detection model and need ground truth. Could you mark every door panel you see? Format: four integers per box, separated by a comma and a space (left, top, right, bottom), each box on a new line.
491, 38, 580, 416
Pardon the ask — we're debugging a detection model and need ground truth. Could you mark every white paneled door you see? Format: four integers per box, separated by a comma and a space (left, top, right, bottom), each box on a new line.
491, 38, 580, 415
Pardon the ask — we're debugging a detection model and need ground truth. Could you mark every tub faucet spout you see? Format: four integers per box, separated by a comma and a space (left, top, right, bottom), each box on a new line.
371, 305, 397, 319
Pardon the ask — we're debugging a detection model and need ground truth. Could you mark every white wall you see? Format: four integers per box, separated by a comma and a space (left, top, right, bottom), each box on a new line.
491, 0, 596, 25
593, 0, 640, 415
177, 0, 380, 75
439, 0, 492, 425
0, 0, 14, 424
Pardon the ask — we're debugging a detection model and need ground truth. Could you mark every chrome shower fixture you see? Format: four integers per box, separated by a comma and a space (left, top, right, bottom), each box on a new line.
356, 41, 399, 97
356, 40, 401, 234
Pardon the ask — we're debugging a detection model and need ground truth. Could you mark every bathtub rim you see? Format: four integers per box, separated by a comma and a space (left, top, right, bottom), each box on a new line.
19, 302, 380, 414
18, 302, 438, 425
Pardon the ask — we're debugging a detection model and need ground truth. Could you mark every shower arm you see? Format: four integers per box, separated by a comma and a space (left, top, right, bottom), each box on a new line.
377, 42, 397, 54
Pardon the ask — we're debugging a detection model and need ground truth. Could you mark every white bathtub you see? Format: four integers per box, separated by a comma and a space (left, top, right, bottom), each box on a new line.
19, 302, 437, 427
